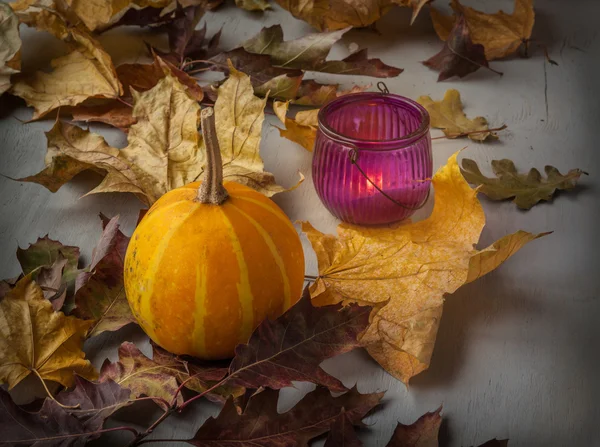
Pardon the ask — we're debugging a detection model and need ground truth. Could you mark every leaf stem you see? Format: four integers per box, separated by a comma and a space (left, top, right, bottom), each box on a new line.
178, 376, 228, 412
116, 97, 134, 108
430, 124, 507, 140
30, 368, 80, 410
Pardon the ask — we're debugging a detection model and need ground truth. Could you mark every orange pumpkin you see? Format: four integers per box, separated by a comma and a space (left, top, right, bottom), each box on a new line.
124, 108, 305, 359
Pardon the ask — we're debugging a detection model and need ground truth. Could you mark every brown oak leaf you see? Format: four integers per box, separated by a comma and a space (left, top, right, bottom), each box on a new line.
386, 407, 442, 446
461, 158, 587, 210
190, 386, 383, 445
424, 15, 498, 82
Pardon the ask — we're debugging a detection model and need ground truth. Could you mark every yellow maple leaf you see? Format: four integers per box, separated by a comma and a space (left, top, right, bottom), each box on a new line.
273, 100, 319, 152
0, 3, 21, 95
430, 0, 535, 61
0, 276, 97, 389
216, 62, 303, 195
11, 28, 122, 119
302, 152, 547, 383
417, 89, 497, 142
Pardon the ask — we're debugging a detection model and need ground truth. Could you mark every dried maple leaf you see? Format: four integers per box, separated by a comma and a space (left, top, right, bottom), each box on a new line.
11, 28, 123, 119
461, 158, 586, 210
0, 276, 96, 389
215, 62, 300, 195
69, 102, 137, 131
302, 152, 548, 383
235, 0, 270, 11
274, 0, 394, 31
424, 15, 499, 82
226, 288, 372, 392
386, 407, 442, 446
417, 89, 498, 141
190, 386, 383, 445
274, 100, 319, 151
72, 215, 136, 337
325, 413, 363, 447
0, 377, 131, 446
393, 0, 430, 24
243, 24, 402, 77
0, 3, 21, 95
100, 341, 230, 409
430, 0, 535, 60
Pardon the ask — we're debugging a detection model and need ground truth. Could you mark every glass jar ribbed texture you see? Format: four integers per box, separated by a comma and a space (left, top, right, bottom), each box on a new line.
312, 93, 433, 225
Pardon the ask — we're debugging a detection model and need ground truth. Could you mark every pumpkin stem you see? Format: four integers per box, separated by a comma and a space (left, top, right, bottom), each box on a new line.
198, 108, 229, 205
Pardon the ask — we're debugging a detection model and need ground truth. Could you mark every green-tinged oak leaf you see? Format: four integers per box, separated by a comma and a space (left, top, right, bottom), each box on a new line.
461, 158, 586, 210
72, 215, 136, 337
0, 276, 96, 389
11, 29, 122, 119
243, 24, 402, 77
0, 3, 21, 95
17, 235, 80, 284
417, 89, 499, 141
100, 342, 231, 409
302, 152, 547, 383
190, 386, 383, 445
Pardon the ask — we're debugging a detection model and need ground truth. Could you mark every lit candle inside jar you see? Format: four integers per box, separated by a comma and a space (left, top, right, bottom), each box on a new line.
312, 92, 432, 226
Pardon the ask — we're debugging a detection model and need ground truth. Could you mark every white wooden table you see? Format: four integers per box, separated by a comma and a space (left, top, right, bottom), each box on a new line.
1, 1, 598, 445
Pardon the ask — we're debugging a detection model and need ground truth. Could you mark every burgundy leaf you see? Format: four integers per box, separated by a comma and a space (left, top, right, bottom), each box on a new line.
189, 386, 383, 446
317, 48, 403, 78
36, 254, 68, 310
73, 215, 135, 337
386, 406, 442, 447
325, 413, 363, 447
227, 288, 372, 392
0, 379, 131, 447
423, 15, 498, 82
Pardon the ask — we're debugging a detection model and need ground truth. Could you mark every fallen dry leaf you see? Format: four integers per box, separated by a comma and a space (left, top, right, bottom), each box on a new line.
17, 235, 80, 284
386, 407, 442, 446
235, 0, 270, 11
393, 0, 430, 24
11, 29, 123, 119
274, 100, 319, 151
417, 89, 498, 141
190, 386, 383, 445
461, 158, 586, 210
302, 152, 547, 383
227, 288, 372, 392
73, 215, 136, 337
243, 24, 402, 77
0, 276, 96, 389
0, 3, 21, 95
325, 413, 363, 447
215, 62, 300, 195
274, 0, 394, 31
424, 15, 497, 82
430, 0, 535, 60
100, 341, 231, 409
69, 101, 137, 130
0, 377, 131, 446
34, 256, 69, 311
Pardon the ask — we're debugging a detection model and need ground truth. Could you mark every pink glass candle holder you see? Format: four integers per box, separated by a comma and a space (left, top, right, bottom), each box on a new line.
312, 90, 432, 226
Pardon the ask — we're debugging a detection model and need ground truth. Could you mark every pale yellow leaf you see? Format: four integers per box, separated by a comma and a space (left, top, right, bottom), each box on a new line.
0, 276, 97, 389
417, 89, 496, 142
0, 3, 21, 95
302, 152, 546, 382
11, 29, 122, 119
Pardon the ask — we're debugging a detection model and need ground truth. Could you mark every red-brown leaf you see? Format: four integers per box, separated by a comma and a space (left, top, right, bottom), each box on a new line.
423, 15, 495, 82
189, 386, 383, 446
386, 406, 442, 446
325, 413, 363, 447
227, 288, 372, 392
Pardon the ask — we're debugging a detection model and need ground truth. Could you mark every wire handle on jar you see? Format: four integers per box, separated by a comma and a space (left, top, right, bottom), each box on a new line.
348, 144, 431, 211
377, 82, 390, 94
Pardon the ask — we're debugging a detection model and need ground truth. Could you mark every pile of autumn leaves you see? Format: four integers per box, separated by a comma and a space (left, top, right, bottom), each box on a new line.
0, 0, 588, 445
